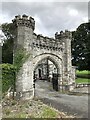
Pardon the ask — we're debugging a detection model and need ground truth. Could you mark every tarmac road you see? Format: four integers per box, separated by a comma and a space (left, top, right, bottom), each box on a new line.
35, 80, 89, 118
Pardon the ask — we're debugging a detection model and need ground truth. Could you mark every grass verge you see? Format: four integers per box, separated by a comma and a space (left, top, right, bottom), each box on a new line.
2, 98, 74, 118
76, 70, 90, 75
76, 78, 90, 84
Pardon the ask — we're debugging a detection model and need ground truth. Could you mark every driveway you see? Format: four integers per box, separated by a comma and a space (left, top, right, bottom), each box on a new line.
35, 80, 89, 118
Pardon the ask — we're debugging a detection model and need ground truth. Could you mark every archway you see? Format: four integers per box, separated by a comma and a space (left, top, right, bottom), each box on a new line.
32, 53, 63, 94
34, 58, 58, 91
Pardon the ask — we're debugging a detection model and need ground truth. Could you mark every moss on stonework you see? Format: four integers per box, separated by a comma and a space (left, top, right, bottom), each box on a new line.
14, 47, 31, 72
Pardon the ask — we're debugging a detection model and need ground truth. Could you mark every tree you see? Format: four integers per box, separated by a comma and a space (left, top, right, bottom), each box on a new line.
72, 22, 90, 70
1, 23, 16, 63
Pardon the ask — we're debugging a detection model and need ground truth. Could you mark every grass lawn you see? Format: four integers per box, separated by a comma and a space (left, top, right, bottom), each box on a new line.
76, 70, 90, 75
76, 78, 90, 84
76, 70, 90, 79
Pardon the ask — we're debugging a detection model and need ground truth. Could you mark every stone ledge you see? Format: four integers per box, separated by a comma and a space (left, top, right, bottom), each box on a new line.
76, 83, 90, 88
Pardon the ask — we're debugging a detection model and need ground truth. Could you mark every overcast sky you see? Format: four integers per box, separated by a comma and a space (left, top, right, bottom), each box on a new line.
0, 0, 89, 37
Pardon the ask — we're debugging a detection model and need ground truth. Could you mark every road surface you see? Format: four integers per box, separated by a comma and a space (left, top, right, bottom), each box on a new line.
35, 80, 89, 118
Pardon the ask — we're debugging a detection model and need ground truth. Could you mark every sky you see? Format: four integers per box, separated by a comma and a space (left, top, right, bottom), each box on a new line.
0, 0, 89, 38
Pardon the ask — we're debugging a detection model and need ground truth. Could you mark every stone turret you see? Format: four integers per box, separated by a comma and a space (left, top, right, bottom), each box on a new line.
12, 14, 35, 52
12, 14, 35, 30
55, 30, 73, 87
55, 30, 72, 40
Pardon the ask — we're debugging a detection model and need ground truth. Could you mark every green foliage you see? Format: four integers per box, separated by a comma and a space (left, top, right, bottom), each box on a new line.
76, 70, 90, 75
1, 64, 16, 93
2, 39, 13, 64
14, 47, 30, 72
76, 70, 90, 83
5, 109, 11, 115
76, 70, 90, 78
2, 23, 16, 40
2, 23, 16, 64
72, 22, 90, 70
76, 78, 90, 84
41, 106, 58, 118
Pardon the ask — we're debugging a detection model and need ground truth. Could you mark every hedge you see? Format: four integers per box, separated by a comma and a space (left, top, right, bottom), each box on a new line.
76, 74, 90, 79
1, 47, 30, 93
76, 70, 90, 79
0, 64, 16, 93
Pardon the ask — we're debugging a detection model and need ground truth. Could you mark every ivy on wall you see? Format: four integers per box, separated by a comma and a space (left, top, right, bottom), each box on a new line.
14, 47, 31, 72
1, 47, 31, 93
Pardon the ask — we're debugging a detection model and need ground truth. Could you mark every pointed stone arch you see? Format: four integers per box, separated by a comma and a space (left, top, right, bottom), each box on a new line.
33, 53, 63, 88
16, 53, 63, 99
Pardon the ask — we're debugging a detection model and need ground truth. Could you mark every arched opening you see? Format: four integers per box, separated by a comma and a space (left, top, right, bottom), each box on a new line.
15, 53, 62, 99
33, 56, 61, 92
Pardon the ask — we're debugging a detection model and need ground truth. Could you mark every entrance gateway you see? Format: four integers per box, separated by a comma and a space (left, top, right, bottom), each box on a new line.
12, 15, 76, 99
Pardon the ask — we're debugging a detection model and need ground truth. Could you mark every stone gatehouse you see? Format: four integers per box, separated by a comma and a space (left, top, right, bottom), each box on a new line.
12, 14, 76, 99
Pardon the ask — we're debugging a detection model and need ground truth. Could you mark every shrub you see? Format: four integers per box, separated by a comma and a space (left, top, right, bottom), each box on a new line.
0, 63, 16, 93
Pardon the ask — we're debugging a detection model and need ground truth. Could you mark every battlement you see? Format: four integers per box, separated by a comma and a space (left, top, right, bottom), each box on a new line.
55, 30, 72, 40
12, 14, 35, 30
33, 33, 63, 52
12, 15, 71, 52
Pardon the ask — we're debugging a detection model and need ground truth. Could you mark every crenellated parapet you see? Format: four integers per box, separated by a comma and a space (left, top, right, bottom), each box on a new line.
55, 30, 72, 40
32, 33, 63, 52
12, 14, 35, 30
